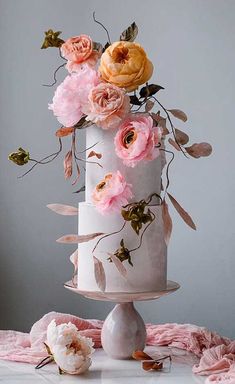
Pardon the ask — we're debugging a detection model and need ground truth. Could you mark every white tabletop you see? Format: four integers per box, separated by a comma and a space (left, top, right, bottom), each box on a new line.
0, 346, 205, 383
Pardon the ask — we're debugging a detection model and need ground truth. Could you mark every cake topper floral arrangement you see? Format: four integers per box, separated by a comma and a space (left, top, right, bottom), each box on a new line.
9, 16, 212, 291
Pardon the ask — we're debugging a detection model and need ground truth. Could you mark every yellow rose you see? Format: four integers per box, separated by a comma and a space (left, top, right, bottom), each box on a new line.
99, 41, 153, 91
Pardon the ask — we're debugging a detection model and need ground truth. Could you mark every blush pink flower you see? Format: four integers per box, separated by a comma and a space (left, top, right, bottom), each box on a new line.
114, 114, 162, 167
61, 35, 101, 73
92, 171, 133, 214
83, 83, 130, 130
49, 67, 99, 127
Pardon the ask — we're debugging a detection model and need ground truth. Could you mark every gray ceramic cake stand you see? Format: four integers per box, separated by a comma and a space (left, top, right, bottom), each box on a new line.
64, 280, 180, 359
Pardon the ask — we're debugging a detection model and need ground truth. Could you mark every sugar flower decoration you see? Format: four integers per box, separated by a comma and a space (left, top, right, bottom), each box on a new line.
61, 35, 101, 73
46, 320, 94, 375
83, 82, 130, 130
99, 41, 153, 91
48, 66, 99, 127
92, 171, 133, 214
114, 114, 162, 167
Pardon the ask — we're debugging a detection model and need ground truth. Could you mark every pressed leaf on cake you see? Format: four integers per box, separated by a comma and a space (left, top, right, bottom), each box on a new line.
167, 193, 196, 230
107, 253, 127, 278
47, 204, 78, 216
56, 233, 104, 243
162, 200, 173, 245
93, 256, 106, 291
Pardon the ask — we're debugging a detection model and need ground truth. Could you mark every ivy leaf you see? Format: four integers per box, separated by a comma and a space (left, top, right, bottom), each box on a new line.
93, 256, 106, 291
185, 143, 212, 158
139, 84, 164, 98
120, 22, 138, 42
167, 193, 196, 230
168, 109, 188, 122
130, 95, 142, 106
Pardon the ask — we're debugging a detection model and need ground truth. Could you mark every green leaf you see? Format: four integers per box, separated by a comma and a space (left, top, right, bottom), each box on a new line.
120, 22, 138, 42
139, 84, 164, 98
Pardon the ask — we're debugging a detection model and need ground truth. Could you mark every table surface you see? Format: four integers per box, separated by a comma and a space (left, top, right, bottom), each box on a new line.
0, 346, 205, 383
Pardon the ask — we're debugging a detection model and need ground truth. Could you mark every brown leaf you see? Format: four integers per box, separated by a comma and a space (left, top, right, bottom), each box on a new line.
162, 200, 173, 245
70, 249, 78, 269
168, 138, 181, 151
151, 113, 167, 132
168, 109, 188, 122
167, 193, 196, 230
108, 253, 127, 278
120, 22, 138, 42
145, 100, 154, 112
88, 150, 102, 159
132, 350, 153, 361
64, 150, 73, 179
47, 203, 78, 216
93, 256, 106, 291
142, 361, 163, 371
55, 127, 74, 137
56, 232, 104, 244
185, 142, 212, 158
175, 128, 189, 145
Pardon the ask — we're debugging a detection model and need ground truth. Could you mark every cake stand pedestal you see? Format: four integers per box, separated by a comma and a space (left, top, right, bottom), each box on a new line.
64, 280, 180, 359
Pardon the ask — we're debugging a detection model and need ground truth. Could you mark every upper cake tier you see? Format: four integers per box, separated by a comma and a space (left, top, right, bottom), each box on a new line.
85, 125, 163, 203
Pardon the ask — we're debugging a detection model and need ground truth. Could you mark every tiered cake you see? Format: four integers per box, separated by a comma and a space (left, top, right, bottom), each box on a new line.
77, 125, 167, 292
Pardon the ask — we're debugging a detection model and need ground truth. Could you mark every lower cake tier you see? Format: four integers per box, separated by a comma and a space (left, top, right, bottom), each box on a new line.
77, 202, 167, 293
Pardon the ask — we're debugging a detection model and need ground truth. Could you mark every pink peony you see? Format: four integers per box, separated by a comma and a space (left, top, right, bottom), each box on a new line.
49, 67, 99, 127
61, 35, 101, 73
83, 83, 130, 130
114, 114, 162, 167
92, 171, 133, 214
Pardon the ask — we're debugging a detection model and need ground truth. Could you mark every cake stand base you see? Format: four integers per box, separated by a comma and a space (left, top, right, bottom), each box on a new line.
64, 280, 180, 359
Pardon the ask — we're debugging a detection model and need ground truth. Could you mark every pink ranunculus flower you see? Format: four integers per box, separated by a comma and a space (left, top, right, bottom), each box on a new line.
48, 67, 99, 127
92, 171, 133, 214
46, 320, 94, 375
114, 114, 162, 167
61, 35, 101, 73
83, 83, 130, 130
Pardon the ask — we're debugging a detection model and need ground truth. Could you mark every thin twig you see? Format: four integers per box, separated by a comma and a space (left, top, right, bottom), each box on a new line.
92, 221, 126, 254
160, 148, 174, 198
93, 12, 111, 44
18, 139, 63, 178
43, 63, 66, 87
35, 356, 53, 369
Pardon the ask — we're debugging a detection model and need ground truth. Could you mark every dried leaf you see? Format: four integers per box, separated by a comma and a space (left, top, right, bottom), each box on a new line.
108, 253, 127, 278
132, 351, 153, 361
152, 113, 167, 132
142, 361, 163, 371
47, 203, 78, 216
130, 95, 142, 106
167, 193, 196, 230
88, 150, 102, 159
185, 142, 212, 158
70, 249, 78, 269
120, 22, 138, 42
140, 84, 164, 98
145, 100, 154, 112
93, 256, 106, 291
55, 127, 74, 137
175, 128, 189, 145
168, 109, 188, 122
162, 200, 173, 245
64, 150, 73, 179
56, 232, 104, 244
168, 138, 181, 151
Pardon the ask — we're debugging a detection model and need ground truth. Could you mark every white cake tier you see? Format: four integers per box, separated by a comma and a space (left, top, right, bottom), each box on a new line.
77, 202, 167, 292
85, 125, 163, 203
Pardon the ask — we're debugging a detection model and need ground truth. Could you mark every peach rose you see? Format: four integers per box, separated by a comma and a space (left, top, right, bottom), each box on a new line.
99, 41, 153, 91
114, 114, 162, 167
82, 83, 130, 130
92, 171, 133, 214
61, 35, 101, 73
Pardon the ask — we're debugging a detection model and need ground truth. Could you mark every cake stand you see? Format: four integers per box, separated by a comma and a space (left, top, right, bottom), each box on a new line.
64, 280, 180, 359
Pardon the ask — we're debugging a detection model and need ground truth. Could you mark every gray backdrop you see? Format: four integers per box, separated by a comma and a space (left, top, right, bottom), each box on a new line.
0, 0, 234, 338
